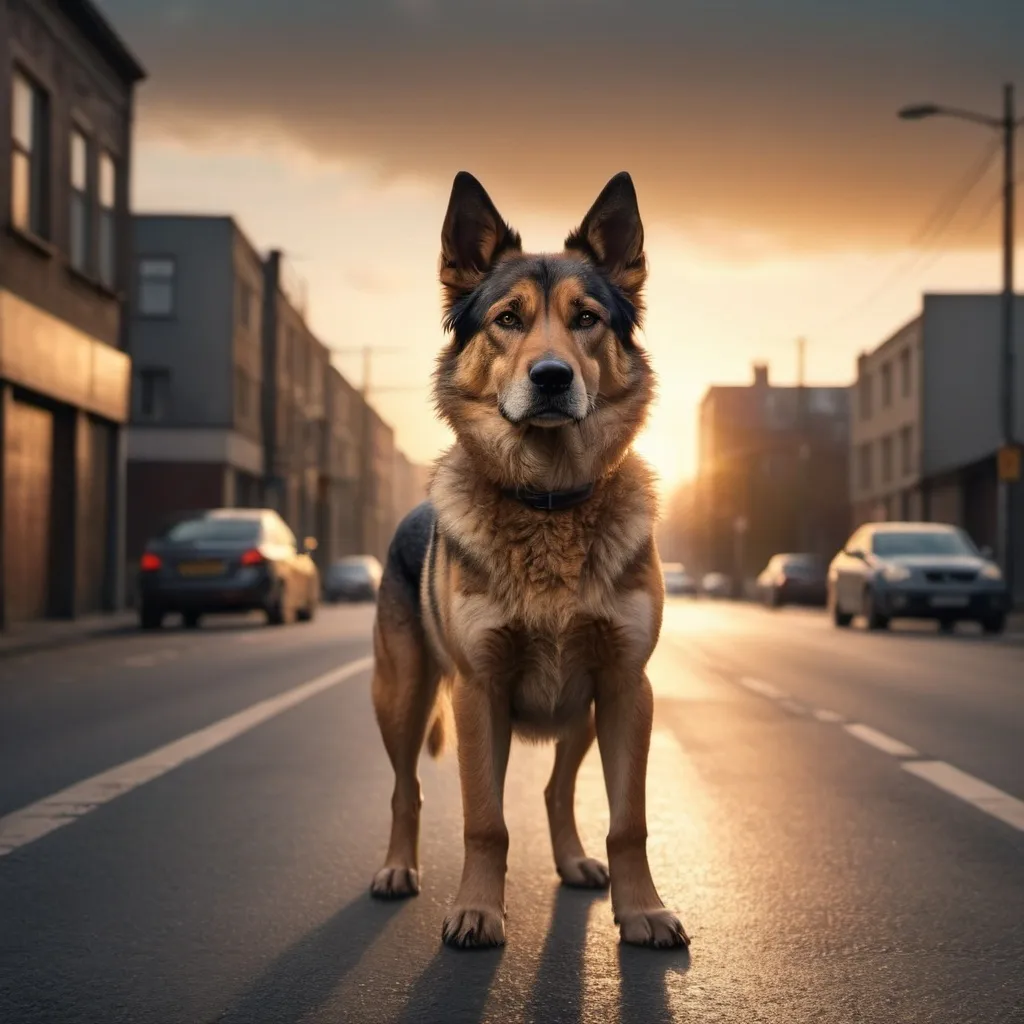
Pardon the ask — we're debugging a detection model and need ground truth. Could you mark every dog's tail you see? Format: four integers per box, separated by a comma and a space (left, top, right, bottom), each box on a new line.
425, 687, 452, 759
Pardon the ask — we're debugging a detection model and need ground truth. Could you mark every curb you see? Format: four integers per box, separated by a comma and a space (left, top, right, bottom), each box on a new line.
0, 617, 138, 661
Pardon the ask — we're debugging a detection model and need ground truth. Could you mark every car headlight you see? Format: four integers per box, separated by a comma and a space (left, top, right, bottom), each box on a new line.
979, 563, 1003, 581
880, 563, 912, 583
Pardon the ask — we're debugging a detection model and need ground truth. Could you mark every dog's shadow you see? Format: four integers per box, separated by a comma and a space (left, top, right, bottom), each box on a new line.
617, 940, 691, 1024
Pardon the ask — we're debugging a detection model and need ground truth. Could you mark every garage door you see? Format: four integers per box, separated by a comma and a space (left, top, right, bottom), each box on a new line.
76, 417, 111, 614
4, 397, 54, 623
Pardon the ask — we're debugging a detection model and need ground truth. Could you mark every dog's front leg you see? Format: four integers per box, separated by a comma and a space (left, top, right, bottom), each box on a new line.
442, 673, 511, 949
595, 671, 690, 948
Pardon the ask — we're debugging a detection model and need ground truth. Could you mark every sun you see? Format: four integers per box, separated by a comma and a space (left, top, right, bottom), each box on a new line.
634, 424, 689, 497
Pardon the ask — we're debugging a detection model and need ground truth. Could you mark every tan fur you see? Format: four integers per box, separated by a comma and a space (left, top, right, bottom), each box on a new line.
369, 171, 689, 950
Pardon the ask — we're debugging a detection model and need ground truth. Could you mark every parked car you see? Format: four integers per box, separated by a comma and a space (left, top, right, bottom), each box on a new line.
701, 572, 732, 599
827, 521, 1008, 634
756, 553, 827, 608
323, 555, 383, 603
136, 508, 320, 630
662, 561, 698, 595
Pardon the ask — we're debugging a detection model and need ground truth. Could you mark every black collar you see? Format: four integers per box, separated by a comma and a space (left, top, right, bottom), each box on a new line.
501, 482, 595, 512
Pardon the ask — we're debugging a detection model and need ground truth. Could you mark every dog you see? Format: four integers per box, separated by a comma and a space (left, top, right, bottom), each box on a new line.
368, 170, 688, 951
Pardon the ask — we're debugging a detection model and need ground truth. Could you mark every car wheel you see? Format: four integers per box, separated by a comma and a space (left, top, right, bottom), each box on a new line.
266, 586, 294, 626
863, 589, 890, 631
182, 611, 201, 629
139, 605, 163, 631
830, 590, 853, 628
938, 618, 956, 635
981, 613, 1006, 635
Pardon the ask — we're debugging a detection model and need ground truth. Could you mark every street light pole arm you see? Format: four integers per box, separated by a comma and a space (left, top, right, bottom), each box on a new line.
929, 106, 1004, 129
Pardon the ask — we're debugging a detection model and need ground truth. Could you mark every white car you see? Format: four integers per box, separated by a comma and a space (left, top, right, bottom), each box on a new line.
828, 522, 1008, 634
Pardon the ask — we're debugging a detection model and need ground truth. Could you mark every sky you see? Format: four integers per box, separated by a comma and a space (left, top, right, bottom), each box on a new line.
105, 0, 1024, 491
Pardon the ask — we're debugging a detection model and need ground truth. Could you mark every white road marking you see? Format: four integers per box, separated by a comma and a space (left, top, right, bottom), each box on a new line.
843, 723, 919, 759
813, 708, 845, 723
738, 677, 787, 700
0, 655, 373, 858
903, 761, 1024, 832
777, 699, 808, 717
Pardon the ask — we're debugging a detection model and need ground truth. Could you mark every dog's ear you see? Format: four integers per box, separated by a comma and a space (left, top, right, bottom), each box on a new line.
440, 172, 521, 310
565, 171, 646, 303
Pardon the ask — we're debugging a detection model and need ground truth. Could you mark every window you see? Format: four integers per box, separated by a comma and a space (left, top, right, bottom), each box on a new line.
859, 443, 873, 491
238, 281, 255, 331
98, 151, 116, 288
137, 368, 170, 421
69, 128, 89, 271
881, 435, 893, 484
900, 425, 914, 476
899, 347, 912, 398
859, 374, 872, 420
11, 69, 49, 237
137, 258, 176, 316
881, 362, 892, 408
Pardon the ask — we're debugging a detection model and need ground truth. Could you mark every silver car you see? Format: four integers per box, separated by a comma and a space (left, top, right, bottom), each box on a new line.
828, 522, 1008, 634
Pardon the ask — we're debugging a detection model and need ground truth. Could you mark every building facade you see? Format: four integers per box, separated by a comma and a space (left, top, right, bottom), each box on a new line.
853, 293, 1024, 601
697, 363, 851, 586
0, 0, 144, 624
126, 216, 266, 568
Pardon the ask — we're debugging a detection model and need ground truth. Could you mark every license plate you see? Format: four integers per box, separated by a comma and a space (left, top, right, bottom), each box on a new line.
930, 595, 968, 608
177, 560, 225, 578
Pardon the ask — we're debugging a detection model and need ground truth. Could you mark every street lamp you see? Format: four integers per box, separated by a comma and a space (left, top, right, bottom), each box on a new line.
899, 83, 1023, 601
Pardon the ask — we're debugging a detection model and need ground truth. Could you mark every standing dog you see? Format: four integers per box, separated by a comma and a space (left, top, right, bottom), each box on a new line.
369, 170, 688, 950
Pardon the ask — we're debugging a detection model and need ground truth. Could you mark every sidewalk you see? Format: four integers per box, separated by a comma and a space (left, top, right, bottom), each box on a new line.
0, 611, 137, 659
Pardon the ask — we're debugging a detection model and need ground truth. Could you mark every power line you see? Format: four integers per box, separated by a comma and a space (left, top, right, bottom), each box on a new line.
815, 137, 1002, 335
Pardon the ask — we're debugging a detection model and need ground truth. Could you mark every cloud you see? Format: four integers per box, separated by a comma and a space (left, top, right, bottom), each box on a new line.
103, 0, 1023, 252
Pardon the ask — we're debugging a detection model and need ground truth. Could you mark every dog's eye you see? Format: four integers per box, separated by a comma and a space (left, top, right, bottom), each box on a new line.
575, 310, 599, 329
495, 311, 521, 329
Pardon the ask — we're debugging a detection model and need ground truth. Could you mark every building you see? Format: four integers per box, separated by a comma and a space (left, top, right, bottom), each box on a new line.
697, 363, 851, 586
126, 216, 266, 569
261, 249, 330, 549
852, 293, 1024, 601
0, 0, 144, 624
320, 363, 362, 564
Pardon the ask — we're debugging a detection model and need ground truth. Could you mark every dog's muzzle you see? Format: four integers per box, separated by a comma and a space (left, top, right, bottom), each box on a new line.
499, 360, 589, 426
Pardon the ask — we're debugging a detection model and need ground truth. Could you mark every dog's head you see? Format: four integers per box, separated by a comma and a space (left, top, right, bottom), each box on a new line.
433, 172, 655, 490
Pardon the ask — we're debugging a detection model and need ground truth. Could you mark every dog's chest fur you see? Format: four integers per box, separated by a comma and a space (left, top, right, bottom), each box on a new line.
429, 448, 658, 735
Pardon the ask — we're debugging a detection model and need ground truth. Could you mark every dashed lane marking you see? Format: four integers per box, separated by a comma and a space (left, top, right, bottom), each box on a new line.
728, 670, 1024, 833
0, 655, 374, 859
842, 723, 920, 759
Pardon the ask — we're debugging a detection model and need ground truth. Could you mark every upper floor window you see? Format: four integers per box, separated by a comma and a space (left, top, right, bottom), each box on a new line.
899, 347, 912, 398
137, 368, 171, 421
881, 434, 893, 484
900, 424, 914, 476
69, 128, 90, 271
137, 258, 176, 317
859, 374, 872, 420
880, 362, 892, 408
859, 442, 873, 491
11, 69, 49, 238
98, 152, 117, 289
238, 281, 256, 331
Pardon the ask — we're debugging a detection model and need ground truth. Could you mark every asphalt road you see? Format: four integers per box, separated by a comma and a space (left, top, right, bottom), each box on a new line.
1, 600, 1022, 1023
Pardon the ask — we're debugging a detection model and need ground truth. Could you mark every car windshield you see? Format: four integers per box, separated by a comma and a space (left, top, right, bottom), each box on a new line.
163, 517, 261, 544
330, 562, 371, 579
871, 529, 976, 558
781, 555, 820, 577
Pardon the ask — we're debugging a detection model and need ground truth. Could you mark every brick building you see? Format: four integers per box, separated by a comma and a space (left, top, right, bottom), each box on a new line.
0, 0, 144, 624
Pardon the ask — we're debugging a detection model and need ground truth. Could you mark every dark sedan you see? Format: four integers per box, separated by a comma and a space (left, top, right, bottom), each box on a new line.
757, 553, 827, 608
323, 556, 383, 603
136, 509, 320, 629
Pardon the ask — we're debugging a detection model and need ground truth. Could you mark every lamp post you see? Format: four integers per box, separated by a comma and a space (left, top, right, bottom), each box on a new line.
899, 84, 1022, 602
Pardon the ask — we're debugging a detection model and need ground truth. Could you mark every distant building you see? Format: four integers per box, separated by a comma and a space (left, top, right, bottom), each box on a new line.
852, 293, 1024, 602
321, 364, 362, 564
0, 0, 145, 624
126, 216, 266, 568
697, 363, 851, 585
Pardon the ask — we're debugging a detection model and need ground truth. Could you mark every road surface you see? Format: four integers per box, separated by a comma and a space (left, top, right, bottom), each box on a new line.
1, 600, 1022, 1023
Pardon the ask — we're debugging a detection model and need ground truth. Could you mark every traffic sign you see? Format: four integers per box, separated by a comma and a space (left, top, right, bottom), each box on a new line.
997, 445, 1021, 482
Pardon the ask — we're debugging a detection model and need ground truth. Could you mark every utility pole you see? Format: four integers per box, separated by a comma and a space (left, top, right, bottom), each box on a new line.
796, 337, 810, 553
899, 82, 1021, 605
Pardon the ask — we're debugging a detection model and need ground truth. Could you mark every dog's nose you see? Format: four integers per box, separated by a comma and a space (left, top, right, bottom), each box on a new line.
529, 359, 574, 394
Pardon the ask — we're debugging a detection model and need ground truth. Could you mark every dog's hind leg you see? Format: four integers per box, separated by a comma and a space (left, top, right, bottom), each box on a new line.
545, 711, 610, 889
370, 582, 441, 900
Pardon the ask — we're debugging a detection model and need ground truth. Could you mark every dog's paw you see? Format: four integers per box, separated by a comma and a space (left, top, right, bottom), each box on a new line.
616, 908, 690, 949
370, 866, 420, 900
557, 856, 610, 889
441, 906, 506, 949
